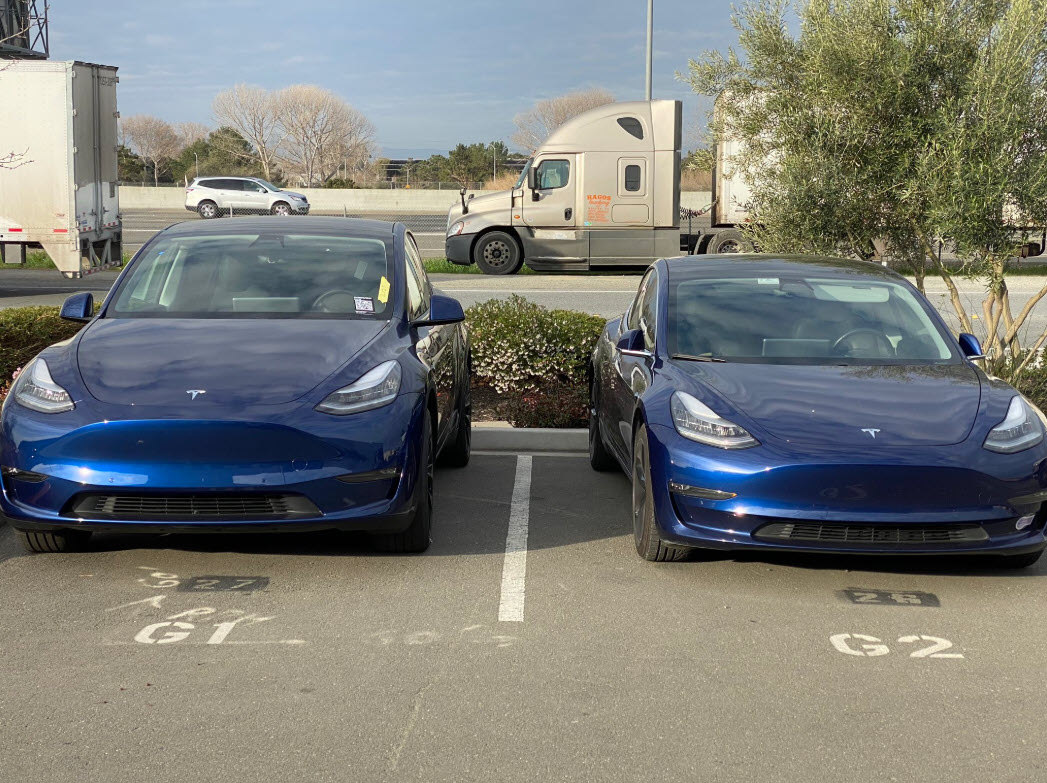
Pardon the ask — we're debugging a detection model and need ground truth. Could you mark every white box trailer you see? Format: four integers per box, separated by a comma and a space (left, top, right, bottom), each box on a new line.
0, 60, 121, 276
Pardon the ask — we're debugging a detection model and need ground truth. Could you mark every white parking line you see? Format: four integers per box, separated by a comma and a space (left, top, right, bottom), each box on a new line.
498, 455, 532, 623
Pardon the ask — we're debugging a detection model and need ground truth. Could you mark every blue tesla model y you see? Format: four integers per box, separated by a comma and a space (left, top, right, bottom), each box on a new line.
0, 217, 471, 553
590, 255, 1047, 567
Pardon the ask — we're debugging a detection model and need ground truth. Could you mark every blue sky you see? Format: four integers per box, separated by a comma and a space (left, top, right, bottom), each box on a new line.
50, 0, 738, 157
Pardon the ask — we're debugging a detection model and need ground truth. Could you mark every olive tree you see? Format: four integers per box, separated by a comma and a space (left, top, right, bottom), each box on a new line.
683, 0, 1047, 378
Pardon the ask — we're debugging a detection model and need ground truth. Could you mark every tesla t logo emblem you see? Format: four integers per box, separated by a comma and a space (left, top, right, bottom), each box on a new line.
187, 390, 206, 400
862, 428, 881, 438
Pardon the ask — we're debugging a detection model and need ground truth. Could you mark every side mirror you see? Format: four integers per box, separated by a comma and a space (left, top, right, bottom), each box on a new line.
958, 333, 985, 360
527, 166, 539, 200
616, 328, 650, 358
60, 292, 94, 323
413, 294, 465, 327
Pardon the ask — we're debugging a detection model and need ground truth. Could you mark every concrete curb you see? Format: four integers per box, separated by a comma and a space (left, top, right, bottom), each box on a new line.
472, 423, 588, 453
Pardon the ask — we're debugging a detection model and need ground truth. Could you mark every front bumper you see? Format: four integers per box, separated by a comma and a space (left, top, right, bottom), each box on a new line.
0, 395, 423, 535
290, 201, 310, 214
445, 234, 472, 265
645, 423, 1047, 556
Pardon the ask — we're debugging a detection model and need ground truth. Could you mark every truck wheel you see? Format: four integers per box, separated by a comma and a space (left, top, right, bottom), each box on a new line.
709, 229, 753, 254
197, 201, 219, 219
474, 232, 522, 275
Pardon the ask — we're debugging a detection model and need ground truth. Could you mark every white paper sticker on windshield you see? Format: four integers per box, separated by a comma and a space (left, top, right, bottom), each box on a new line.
354, 261, 368, 279
355, 297, 374, 313
757, 278, 779, 285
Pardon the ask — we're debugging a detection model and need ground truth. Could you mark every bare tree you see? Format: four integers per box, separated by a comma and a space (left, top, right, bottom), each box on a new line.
212, 84, 285, 180
275, 85, 376, 187
174, 121, 210, 148
511, 88, 615, 153
121, 115, 182, 186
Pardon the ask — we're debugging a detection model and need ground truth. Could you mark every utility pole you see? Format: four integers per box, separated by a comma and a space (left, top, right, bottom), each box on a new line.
645, 0, 653, 100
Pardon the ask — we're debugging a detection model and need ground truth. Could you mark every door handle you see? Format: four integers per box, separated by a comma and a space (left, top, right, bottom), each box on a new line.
564, 207, 572, 220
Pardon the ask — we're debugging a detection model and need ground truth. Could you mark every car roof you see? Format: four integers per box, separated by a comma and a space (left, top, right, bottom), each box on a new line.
663, 253, 905, 282
161, 216, 401, 239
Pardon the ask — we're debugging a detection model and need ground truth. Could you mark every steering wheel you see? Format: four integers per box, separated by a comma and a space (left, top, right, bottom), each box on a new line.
311, 290, 360, 313
831, 328, 894, 358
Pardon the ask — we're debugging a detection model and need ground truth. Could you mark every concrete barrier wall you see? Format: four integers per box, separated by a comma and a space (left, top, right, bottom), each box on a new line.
120, 186, 714, 216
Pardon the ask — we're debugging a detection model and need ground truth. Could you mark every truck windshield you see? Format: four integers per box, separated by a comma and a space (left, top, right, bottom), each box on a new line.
515, 159, 532, 189
109, 233, 394, 319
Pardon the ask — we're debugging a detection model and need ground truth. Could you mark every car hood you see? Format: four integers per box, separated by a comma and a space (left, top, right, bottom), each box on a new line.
77, 318, 387, 407
678, 362, 983, 447
280, 191, 307, 200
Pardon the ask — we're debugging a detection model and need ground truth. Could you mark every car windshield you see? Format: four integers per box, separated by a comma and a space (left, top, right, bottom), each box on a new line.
109, 233, 394, 319
514, 159, 531, 189
667, 273, 957, 364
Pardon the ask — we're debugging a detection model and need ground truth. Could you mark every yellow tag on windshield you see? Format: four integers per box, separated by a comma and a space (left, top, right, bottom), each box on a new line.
378, 276, 390, 303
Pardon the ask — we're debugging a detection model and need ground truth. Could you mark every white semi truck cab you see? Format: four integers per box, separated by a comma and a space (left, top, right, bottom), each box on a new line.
446, 99, 705, 275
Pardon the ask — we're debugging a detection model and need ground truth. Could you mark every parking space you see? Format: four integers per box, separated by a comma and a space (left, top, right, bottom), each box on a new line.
1, 453, 1046, 781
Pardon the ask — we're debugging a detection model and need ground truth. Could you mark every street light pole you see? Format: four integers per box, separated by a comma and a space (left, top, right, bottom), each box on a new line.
645, 0, 653, 100
194, 152, 199, 178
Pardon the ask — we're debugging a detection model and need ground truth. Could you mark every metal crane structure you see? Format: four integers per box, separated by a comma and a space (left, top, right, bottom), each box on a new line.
0, 0, 48, 59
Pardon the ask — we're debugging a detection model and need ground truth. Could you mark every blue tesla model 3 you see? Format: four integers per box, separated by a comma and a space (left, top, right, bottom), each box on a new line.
0, 217, 471, 554
590, 255, 1047, 567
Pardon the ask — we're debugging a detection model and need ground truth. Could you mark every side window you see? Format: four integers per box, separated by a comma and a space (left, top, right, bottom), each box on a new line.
617, 117, 644, 140
244, 181, 265, 193
639, 271, 659, 348
624, 165, 641, 192
224, 179, 244, 191
198, 179, 218, 190
535, 159, 570, 190
404, 236, 430, 320
618, 158, 646, 196
626, 273, 652, 332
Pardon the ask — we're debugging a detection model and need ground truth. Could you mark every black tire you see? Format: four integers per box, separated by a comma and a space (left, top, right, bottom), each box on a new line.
197, 200, 219, 219
439, 373, 471, 468
589, 375, 617, 472
996, 550, 1043, 569
372, 409, 433, 553
632, 425, 689, 562
271, 202, 292, 216
473, 231, 523, 275
709, 229, 753, 254
17, 529, 91, 553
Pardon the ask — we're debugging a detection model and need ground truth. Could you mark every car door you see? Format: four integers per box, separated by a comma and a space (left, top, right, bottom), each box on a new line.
405, 236, 456, 443
519, 154, 587, 262
239, 180, 270, 214
604, 268, 658, 459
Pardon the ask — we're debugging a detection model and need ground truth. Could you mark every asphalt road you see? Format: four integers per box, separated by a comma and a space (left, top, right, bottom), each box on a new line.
1, 453, 1045, 781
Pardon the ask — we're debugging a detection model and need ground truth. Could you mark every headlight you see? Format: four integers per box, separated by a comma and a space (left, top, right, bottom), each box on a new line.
13, 358, 74, 413
984, 396, 1044, 453
448, 221, 465, 237
315, 361, 401, 415
670, 391, 758, 449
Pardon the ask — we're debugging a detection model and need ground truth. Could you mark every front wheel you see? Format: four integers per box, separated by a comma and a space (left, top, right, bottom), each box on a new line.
271, 202, 292, 216
632, 425, 689, 562
197, 200, 219, 219
473, 231, 523, 275
17, 529, 91, 553
995, 550, 1043, 569
372, 409, 433, 553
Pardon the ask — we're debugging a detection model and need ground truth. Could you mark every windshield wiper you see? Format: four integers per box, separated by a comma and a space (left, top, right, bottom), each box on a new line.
671, 353, 727, 363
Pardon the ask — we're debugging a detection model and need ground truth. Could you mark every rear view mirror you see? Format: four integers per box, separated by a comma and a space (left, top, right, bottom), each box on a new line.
958, 333, 985, 360
60, 292, 94, 323
413, 294, 465, 327
616, 328, 650, 358
527, 166, 539, 200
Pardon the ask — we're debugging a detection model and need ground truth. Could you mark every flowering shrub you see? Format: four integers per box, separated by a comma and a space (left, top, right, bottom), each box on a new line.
466, 295, 607, 395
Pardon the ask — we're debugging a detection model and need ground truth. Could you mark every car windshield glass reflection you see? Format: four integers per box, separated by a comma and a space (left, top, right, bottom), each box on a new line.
668, 275, 956, 364
111, 233, 393, 319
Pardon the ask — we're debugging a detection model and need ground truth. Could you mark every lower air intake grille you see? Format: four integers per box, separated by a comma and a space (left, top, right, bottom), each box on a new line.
754, 522, 989, 545
70, 493, 319, 521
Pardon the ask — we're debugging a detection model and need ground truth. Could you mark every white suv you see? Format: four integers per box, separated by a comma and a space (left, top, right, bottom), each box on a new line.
184, 177, 310, 218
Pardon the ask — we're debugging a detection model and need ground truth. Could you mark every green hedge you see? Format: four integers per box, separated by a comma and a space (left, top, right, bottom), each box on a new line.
0, 306, 85, 394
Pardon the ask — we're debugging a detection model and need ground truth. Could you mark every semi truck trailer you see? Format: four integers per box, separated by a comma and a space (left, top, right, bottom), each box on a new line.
0, 60, 121, 277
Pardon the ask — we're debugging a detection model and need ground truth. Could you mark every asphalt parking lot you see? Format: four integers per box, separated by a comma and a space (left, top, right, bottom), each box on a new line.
2, 451, 1046, 782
